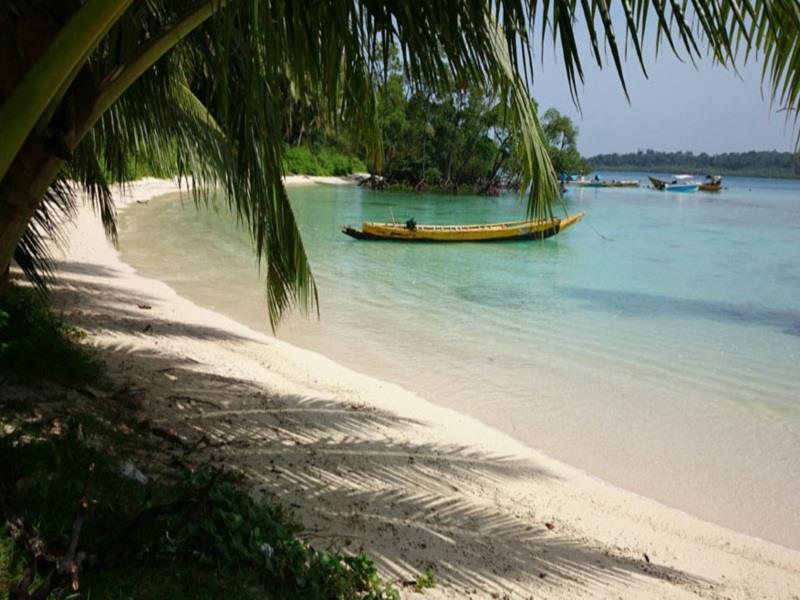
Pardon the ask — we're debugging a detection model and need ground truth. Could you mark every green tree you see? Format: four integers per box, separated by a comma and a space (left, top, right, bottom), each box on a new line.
1, 1, 799, 324
541, 108, 587, 177
374, 78, 586, 194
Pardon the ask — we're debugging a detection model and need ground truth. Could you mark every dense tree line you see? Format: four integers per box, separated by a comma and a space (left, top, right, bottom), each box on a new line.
588, 149, 800, 179
365, 51, 586, 194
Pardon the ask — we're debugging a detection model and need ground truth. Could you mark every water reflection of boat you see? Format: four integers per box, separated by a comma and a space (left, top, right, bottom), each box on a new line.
342, 212, 586, 242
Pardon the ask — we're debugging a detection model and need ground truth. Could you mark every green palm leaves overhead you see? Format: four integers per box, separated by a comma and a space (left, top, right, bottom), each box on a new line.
0, 1, 798, 326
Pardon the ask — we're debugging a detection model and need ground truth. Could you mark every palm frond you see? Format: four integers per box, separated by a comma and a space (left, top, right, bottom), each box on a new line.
746, 1, 800, 141
14, 176, 75, 290
67, 144, 117, 244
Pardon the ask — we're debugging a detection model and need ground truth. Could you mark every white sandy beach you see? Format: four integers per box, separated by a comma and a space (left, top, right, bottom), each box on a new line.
283, 174, 368, 186
40, 177, 800, 598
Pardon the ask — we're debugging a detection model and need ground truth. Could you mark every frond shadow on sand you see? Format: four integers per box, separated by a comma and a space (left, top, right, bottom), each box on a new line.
39, 269, 714, 598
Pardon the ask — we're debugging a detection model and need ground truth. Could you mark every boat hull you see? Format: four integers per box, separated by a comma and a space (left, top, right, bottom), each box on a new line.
342, 212, 585, 242
699, 181, 722, 192
664, 184, 699, 192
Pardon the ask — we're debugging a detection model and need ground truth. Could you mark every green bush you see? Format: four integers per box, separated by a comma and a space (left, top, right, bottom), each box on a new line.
284, 145, 322, 175
0, 286, 102, 386
283, 145, 366, 176
0, 418, 398, 599
142, 470, 397, 599
0, 526, 27, 595
414, 568, 436, 591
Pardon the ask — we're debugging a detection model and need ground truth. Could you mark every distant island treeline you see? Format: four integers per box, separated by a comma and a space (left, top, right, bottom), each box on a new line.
587, 149, 800, 179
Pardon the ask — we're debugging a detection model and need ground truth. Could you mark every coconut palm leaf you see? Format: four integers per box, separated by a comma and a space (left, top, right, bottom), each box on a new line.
746, 1, 800, 139
13, 176, 76, 290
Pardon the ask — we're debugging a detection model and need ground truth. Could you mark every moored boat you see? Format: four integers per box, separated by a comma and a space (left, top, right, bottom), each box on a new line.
664, 183, 699, 192
651, 174, 700, 192
342, 212, 585, 242
610, 179, 641, 188
568, 177, 639, 188
698, 175, 722, 192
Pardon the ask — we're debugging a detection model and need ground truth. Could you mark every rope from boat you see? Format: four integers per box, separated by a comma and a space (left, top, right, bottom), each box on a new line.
586, 217, 612, 241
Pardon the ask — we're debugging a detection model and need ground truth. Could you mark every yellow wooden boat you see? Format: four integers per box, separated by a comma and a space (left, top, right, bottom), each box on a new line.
342, 212, 585, 242
698, 176, 722, 192
699, 181, 722, 192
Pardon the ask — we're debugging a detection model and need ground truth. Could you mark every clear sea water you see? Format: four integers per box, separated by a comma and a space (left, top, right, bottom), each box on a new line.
118, 172, 800, 549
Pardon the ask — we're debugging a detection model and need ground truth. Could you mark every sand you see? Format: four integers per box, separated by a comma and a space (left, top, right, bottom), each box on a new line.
283, 173, 368, 186
38, 177, 800, 598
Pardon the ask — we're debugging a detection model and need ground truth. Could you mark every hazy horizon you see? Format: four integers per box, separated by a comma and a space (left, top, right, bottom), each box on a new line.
531, 36, 795, 157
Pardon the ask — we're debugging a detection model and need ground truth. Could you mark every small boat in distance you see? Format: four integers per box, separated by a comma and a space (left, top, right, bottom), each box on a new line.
342, 212, 586, 242
567, 176, 639, 188
650, 174, 700, 192
699, 175, 722, 192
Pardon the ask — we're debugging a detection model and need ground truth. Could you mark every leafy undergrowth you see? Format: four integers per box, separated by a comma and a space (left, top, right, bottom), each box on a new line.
0, 286, 103, 387
0, 287, 398, 599
283, 144, 366, 176
0, 414, 398, 599
414, 568, 437, 592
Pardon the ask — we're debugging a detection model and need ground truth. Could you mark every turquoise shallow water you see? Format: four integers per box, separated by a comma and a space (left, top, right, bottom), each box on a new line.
119, 173, 800, 548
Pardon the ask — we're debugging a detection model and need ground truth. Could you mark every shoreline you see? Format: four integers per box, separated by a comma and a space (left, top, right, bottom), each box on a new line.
585, 167, 800, 181
284, 173, 367, 186
45, 177, 800, 597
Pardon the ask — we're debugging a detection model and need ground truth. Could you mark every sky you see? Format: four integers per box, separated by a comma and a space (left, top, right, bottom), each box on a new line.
529, 34, 795, 157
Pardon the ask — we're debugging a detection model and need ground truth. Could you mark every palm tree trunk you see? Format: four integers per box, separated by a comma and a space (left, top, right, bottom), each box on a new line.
0, 265, 9, 293
0, 0, 226, 291
0, 0, 134, 183
0, 143, 64, 290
